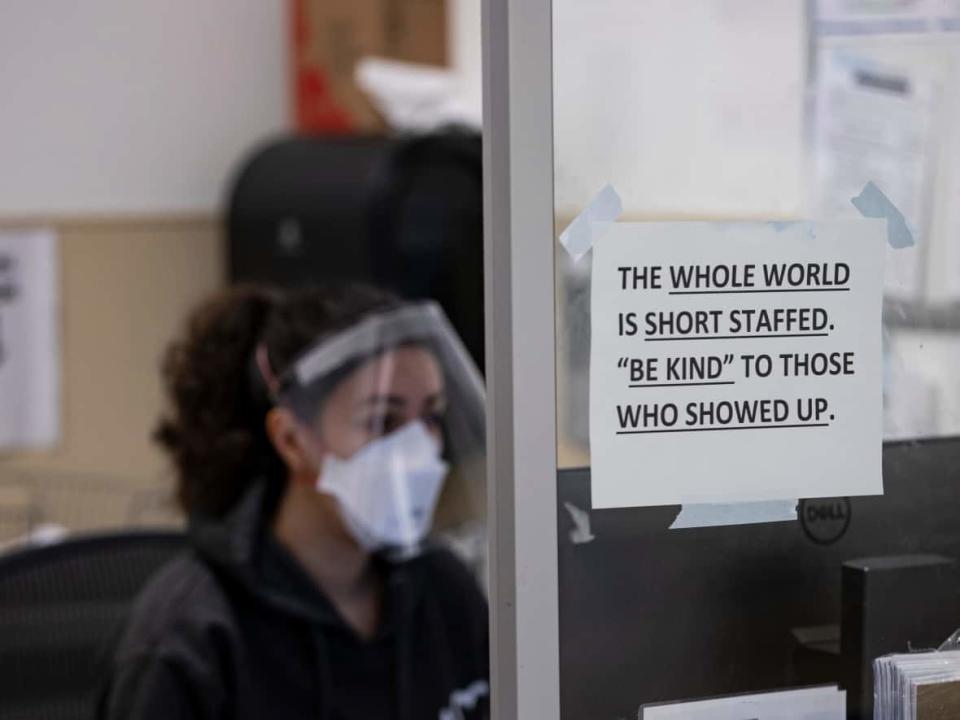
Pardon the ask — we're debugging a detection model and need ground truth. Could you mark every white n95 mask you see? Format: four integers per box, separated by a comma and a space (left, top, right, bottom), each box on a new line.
316, 420, 449, 554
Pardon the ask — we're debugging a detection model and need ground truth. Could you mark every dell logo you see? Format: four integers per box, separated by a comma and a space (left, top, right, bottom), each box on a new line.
800, 498, 851, 545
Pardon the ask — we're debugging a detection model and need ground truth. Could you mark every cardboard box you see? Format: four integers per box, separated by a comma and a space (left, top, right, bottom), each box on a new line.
293, 0, 448, 133
918, 680, 960, 720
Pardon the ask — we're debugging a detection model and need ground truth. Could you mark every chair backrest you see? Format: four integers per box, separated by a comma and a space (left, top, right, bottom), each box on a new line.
0, 531, 186, 720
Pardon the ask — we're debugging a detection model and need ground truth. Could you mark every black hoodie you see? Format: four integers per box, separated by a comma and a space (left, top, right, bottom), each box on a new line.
99, 481, 489, 720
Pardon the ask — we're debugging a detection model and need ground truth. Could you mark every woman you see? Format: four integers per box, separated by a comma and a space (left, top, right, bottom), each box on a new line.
101, 284, 489, 720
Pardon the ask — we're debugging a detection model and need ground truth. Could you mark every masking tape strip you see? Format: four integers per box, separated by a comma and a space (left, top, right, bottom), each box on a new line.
851, 181, 915, 249
669, 499, 798, 530
563, 501, 595, 544
558, 184, 623, 261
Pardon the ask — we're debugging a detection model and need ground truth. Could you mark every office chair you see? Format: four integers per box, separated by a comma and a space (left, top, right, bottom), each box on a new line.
0, 531, 186, 720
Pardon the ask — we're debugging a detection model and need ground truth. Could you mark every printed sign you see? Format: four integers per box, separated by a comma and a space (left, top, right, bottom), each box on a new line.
0, 229, 59, 450
589, 221, 884, 509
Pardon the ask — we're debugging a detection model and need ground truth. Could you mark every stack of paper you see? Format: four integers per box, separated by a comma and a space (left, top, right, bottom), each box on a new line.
874, 652, 960, 720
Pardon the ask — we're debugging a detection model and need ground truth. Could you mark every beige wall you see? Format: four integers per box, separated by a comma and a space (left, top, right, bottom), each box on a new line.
0, 1, 283, 540
0, 218, 223, 535
0, 1, 286, 215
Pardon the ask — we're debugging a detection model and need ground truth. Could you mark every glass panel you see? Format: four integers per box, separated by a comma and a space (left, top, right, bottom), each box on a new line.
553, 2, 960, 718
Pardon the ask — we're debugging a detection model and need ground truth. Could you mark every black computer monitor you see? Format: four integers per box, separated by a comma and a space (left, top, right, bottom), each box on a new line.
557, 437, 960, 719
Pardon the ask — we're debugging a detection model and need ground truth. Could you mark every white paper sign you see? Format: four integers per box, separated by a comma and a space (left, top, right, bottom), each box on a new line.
0, 229, 60, 450
642, 685, 846, 720
812, 50, 937, 299
589, 221, 884, 509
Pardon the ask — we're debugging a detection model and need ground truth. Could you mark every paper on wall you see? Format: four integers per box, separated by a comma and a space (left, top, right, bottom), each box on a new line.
812, 50, 938, 299
0, 229, 60, 450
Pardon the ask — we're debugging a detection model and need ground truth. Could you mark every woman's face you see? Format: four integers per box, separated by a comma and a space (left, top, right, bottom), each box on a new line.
313, 346, 446, 460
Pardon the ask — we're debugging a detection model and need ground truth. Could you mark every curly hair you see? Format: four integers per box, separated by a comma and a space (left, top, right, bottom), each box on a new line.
155, 283, 400, 518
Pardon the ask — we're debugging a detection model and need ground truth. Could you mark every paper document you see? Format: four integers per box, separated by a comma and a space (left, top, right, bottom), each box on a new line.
590, 221, 884, 509
0, 229, 60, 450
642, 685, 845, 719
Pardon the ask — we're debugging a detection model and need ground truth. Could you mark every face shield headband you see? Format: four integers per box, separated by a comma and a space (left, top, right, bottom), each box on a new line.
273, 302, 485, 440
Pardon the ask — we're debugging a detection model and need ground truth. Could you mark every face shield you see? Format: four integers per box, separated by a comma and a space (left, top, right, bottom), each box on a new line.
274, 301, 486, 563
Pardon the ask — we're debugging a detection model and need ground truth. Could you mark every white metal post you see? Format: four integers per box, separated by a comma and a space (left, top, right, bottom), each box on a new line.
482, 0, 561, 717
